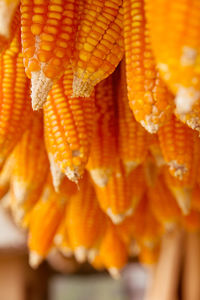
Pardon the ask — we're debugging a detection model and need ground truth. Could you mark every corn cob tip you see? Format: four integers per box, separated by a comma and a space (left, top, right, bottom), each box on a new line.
60, 247, 73, 258
108, 267, 121, 280
90, 169, 111, 187
106, 207, 133, 225
31, 71, 53, 110
1, 192, 11, 209
0, 1, 18, 39
72, 74, 94, 98
168, 161, 187, 180
12, 180, 28, 204
74, 246, 87, 263
172, 188, 191, 215
140, 119, 160, 134
87, 249, 98, 264
65, 167, 81, 184
164, 222, 176, 232
49, 154, 65, 192
124, 161, 139, 175
175, 87, 200, 115
29, 251, 43, 269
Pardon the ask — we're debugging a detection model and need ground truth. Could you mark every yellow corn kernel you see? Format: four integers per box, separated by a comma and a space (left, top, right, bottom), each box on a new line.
66, 173, 106, 263
117, 61, 149, 173
21, 0, 78, 110
158, 115, 200, 181
86, 75, 117, 187
146, 0, 200, 130
44, 68, 94, 183
72, 0, 124, 97
0, 36, 32, 166
123, 0, 174, 133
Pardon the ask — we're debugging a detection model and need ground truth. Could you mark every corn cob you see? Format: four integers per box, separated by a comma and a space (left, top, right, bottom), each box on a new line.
148, 174, 181, 230
164, 168, 194, 215
86, 75, 117, 187
10, 113, 49, 223
158, 115, 200, 180
28, 184, 66, 268
54, 210, 73, 258
132, 194, 163, 248
146, 0, 200, 130
116, 61, 149, 174
72, 0, 124, 97
0, 0, 20, 51
123, 0, 174, 133
95, 161, 134, 224
0, 32, 32, 166
148, 134, 165, 167
21, 0, 77, 110
66, 173, 105, 263
98, 222, 128, 279
44, 68, 94, 183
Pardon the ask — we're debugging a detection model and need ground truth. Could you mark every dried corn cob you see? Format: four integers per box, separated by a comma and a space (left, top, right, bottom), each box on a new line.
132, 194, 163, 248
0, 32, 32, 166
21, 0, 77, 109
11, 113, 49, 222
123, 0, 174, 133
66, 173, 105, 263
72, 0, 124, 97
54, 209, 73, 258
0, 0, 20, 51
95, 161, 134, 224
117, 61, 149, 174
98, 222, 128, 278
28, 184, 66, 268
146, 0, 200, 130
164, 168, 194, 215
158, 115, 200, 180
86, 75, 117, 187
148, 174, 181, 230
44, 68, 94, 183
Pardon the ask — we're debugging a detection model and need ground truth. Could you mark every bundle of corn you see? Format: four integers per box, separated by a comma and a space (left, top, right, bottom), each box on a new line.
0, 0, 200, 284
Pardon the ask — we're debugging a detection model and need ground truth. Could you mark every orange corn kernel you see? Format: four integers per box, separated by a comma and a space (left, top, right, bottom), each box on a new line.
123, 0, 174, 133
86, 75, 117, 187
117, 61, 149, 173
44, 69, 94, 183
139, 243, 160, 265
21, 0, 78, 109
191, 185, 200, 212
182, 210, 200, 233
0, 152, 14, 199
158, 115, 200, 181
72, 0, 124, 97
146, 0, 200, 130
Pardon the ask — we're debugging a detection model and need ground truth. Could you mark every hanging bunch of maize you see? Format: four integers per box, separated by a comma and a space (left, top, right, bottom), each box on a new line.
1, 1, 200, 293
